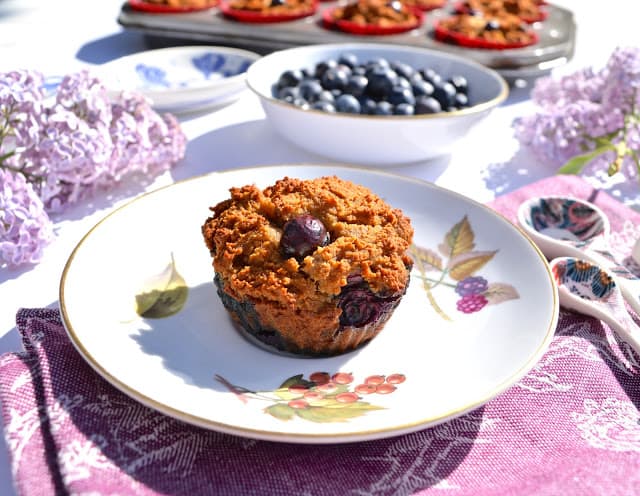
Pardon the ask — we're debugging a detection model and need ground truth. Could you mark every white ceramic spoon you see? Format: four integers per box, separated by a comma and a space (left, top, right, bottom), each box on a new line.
518, 195, 640, 317
549, 256, 640, 355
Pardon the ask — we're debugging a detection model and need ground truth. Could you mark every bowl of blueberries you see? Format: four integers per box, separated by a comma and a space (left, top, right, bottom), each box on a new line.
246, 43, 508, 165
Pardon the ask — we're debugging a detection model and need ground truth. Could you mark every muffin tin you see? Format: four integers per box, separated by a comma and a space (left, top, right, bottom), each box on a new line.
117, 0, 576, 79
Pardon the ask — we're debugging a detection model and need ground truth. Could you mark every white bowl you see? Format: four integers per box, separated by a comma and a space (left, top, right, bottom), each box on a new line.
246, 43, 509, 165
98, 45, 261, 112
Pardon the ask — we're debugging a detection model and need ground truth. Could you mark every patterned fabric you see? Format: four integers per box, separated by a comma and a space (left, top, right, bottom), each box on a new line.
1, 175, 639, 496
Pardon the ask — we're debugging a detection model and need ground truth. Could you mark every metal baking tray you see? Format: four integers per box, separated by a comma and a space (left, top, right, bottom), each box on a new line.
117, 1, 576, 79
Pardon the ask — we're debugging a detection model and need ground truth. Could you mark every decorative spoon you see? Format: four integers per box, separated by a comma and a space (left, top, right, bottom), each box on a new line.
549, 256, 640, 356
517, 195, 640, 317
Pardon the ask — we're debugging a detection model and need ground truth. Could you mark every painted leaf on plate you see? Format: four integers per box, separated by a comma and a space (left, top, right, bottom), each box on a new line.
438, 216, 475, 258
448, 250, 498, 281
135, 254, 188, 318
410, 245, 443, 271
484, 282, 520, 305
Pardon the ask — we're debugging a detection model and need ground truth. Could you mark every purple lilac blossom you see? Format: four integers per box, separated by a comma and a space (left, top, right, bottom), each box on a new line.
0, 69, 187, 266
513, 46, 640, 181
0, 169, 54, 267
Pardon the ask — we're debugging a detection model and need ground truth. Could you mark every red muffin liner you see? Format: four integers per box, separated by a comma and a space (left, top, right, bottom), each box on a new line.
452, 1, 548, 23
220, 0, 318, 22
322, 6, 424, 35
433, 20, 539, 49
128, 0, 218, 13
407, 0, 446, 12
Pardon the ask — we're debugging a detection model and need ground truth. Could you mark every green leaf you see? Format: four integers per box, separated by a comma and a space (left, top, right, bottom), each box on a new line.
557, 144, 615, 175
135, 254, 188, 318
294, 402, 384, 423
265, 403, 295, 421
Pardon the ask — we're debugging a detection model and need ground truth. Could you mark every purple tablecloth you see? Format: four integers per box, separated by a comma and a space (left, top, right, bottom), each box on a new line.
1, 175, 639, 496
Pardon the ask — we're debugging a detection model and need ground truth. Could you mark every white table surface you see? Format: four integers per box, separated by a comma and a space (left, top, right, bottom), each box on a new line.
1, 1, 639, 493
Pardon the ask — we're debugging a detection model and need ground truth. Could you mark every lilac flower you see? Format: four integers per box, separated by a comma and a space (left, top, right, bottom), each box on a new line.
0, 69, 187, 266
0, 169, 54, 267
513, 46, 640, 182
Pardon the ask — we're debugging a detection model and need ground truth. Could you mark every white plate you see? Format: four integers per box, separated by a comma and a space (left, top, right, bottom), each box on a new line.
59, 165, 558, 444
97, 45, 261, 112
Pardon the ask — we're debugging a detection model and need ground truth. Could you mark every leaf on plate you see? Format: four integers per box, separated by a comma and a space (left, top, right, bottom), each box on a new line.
135, 254, 188, 318
484, 283, 520, 305
438, 216, 475, 258
265, 403, 296, 421
410, 245, 443, 272
294, 402, 384, 423
448, 250, 497, 281
273, 374, 317, 400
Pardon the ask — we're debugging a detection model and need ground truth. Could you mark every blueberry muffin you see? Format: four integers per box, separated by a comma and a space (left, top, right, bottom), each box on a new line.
435, 12, 537, 48
326, 0, 423, 33
201, 176, 414, 357
221, 0, 316, 21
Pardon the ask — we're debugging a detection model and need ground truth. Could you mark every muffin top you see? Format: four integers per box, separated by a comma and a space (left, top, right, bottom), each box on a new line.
201, 176, 414, 307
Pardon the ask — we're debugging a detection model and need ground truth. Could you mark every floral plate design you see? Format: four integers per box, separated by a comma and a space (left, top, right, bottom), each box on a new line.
59, 165, 558, 443
97, 45, 260, 112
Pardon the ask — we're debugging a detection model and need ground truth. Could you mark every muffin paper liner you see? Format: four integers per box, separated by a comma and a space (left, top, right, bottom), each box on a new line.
128, 0, 219, 13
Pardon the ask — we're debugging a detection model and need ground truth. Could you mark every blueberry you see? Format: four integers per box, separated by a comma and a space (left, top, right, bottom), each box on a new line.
321, 67, 349, 91
298, 79, 323, 102
277, 86, 300, 101
415, 96, 442, 114
312, 101, 336, 112
485, 20, 500, 31
352, 66, 366, 76
394, 103, 415, 115
388, 85, 415, 106
366, 67, 397, 100
360, 97, 377, 115
412, 79, 434, 97
374, 101, 393, 115
338, 53, 359, 69
270, 0, 286, 6
335, 94, 361, 114
391, 61, 415, 80
433, 82, 457, 108
387, 0, 403, 12
280, 214, 330, 259
292, 97, 310, 110
449, 75, 468, 94
365, 58, 391, 72
454, 92, 469, 108
314, 59, 338, 80
345, 75, 368, 97
317, 90, 335, 104
337, 274, 402, 328
276, 69, 304, 89
395, 77, 412, 90
420, 68, 442, 87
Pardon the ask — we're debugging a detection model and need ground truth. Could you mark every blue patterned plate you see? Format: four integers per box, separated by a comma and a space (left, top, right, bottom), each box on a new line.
99, 45, 261, 112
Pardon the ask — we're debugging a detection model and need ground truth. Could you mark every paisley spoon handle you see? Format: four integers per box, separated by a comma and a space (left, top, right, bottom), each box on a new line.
580, 247, 640, 318
602, 307, 640, 356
